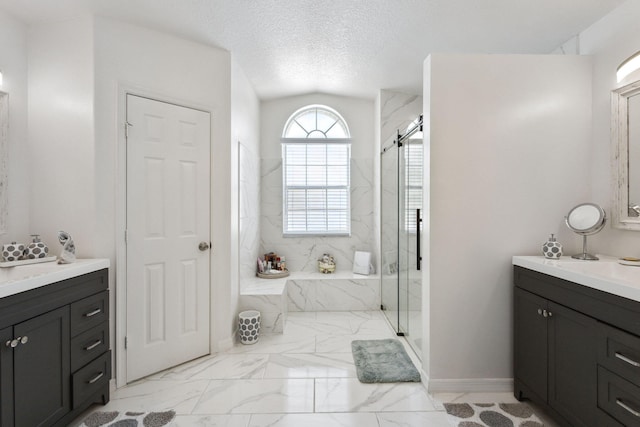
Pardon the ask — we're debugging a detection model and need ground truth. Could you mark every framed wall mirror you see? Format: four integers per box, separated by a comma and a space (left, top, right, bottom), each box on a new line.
612, 79, 640, 230
0, 91, 7, 234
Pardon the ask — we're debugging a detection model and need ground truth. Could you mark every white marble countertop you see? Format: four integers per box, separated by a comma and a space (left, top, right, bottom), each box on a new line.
513, 255, 640, 302
0, 258, 110, 299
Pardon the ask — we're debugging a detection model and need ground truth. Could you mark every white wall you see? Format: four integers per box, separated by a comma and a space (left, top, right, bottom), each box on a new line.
28, 17, 95, 255
232, 58, 261, 287
575, 0, 640, 256
0, 10, 29, 242
424, 54, 592, 389
260, 93, 376, 272
92, 17, 234, 367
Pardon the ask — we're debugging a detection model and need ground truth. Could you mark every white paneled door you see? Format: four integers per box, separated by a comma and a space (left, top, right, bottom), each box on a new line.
125, 94, 211, 382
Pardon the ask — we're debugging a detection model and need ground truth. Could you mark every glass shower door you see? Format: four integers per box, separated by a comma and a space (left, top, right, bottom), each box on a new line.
380, 140, 399, 332
380, 121, 423, 359
401, 138, 423, 358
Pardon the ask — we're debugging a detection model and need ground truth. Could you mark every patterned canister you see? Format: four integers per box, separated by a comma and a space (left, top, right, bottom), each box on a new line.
24, 235, 49, 259
238, 310, 261, 345
542, 234, 563, 259
2, 242, 25, 262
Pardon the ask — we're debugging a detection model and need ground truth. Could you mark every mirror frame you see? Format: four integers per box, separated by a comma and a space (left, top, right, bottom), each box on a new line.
612, 79, 640, 231
565, 202, 606, 235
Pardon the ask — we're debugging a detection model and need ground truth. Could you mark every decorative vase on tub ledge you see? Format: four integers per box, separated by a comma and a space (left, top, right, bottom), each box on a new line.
318, 253, 336, 274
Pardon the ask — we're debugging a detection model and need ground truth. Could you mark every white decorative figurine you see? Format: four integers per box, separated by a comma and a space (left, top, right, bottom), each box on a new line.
57, 230, 76, 264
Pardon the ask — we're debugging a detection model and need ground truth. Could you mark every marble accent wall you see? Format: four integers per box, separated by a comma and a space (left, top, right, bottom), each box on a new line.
261, 157, 374, 272
239, 142, 261, 283
260, 94, 376, 274
379, 91, 423, 147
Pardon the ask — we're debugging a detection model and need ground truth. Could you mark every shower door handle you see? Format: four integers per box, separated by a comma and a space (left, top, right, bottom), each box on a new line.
416, 208, 422, 271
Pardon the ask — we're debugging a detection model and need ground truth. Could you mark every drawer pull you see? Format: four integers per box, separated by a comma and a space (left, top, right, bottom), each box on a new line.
615, 352, 640, 367
87, 372, 104, 384
85, 340, 102, 351
617, 399, 640, 417
84, 308, 102, 318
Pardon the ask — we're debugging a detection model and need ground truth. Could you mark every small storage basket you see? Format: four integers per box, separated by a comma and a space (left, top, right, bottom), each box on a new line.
238, 310, 261, 345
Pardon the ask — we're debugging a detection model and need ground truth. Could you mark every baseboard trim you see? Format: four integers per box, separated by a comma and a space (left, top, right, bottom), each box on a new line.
427, 378, 514, 393
420, 369, 430, 391
216, 336, 235, 352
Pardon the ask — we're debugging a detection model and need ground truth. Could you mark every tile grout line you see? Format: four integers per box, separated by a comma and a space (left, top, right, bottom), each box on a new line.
186, 378, 212, 415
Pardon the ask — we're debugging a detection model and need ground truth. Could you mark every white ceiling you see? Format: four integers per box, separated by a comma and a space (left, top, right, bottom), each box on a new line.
0, 0, 626, 99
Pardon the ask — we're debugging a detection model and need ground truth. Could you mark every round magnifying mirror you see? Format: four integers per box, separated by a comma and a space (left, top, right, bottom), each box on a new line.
565, 203, 606, 260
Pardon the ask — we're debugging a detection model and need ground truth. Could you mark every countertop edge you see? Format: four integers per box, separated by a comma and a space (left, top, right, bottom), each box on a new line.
0, 258, 110, 299
512, 255, 640, 303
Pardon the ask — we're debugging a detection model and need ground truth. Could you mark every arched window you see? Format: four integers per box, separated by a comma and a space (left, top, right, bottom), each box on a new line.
281, 105, 351, 236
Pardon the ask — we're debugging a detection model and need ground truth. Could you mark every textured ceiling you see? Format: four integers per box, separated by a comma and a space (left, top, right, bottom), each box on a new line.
0, 0, 626, 99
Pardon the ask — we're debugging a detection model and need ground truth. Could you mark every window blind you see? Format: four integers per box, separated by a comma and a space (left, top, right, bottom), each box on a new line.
404, 142, 423, 233
282, 141, 351, 235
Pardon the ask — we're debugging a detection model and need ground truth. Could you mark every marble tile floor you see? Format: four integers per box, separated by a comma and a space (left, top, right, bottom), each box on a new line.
71, 311, 558, 427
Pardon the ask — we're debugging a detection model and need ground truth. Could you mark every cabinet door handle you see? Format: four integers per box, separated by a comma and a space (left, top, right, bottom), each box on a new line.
537, 309, 543, 315
84, 308, 102, 318
615, 352, 640, 367
5, 337, 25, 348
85, 340, 102, 351
87, 372, 104, 384
542, 310, 548, 318
617, 399, 640, 417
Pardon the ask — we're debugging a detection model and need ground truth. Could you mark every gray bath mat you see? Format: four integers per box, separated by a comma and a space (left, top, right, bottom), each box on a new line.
444, 403, 543, 427
351, 338, 421, 383
79, 410, 176, 427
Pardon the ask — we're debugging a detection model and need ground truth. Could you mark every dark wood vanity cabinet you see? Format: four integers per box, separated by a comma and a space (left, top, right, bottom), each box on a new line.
515, 266, 640, 427
0, 268, 110, 427
515, 286, 597, 426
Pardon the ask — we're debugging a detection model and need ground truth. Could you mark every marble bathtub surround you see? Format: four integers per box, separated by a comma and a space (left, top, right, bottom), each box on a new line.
239, 272, 380, 334
287, 275, 380, 312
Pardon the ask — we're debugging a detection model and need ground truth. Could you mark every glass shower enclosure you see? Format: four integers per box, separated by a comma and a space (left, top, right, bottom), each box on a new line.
380, 116, 423, 359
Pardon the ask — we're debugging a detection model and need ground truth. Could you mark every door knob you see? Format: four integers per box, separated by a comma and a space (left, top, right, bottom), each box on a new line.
199, 242, 210, 251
